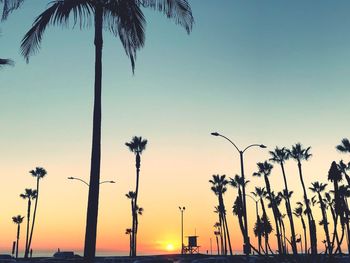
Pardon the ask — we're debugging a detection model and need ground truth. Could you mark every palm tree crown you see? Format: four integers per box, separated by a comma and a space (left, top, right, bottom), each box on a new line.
125, 136, 148, 154
12, 215, 24, 224
209, 174, 228, 196
269, 147, 289, 163
328, 161, 342, 182
29, 167, 47, 179
336, 138, 350, 153
253, 161, 273, 177
288, 143, 312, 162
20, 189, 37, 200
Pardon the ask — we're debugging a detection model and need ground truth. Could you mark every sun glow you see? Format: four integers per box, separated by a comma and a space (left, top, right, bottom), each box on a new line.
166, 243, 175, 251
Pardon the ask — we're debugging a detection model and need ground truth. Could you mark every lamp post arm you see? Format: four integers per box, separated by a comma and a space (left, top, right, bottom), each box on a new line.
100, 180, 115, 185
69, 177, 90, 187
218, 134, 240, 153
242, 144, 262, 153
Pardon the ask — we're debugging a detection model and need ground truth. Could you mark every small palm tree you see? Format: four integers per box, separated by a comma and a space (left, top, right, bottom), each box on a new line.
209, 174, 232, 255
269, 147, 297, 255
288, 143, 317, 255
27, 167, 47, 255
125, 136, 147, 256
125, 228, 132, 257
125, 191, 136, 256
12, 215, 24, 259
214, 229, 220, 255
252, 187, 270, 254
2, 1, 193, 261
253, 161, 283, 254
294, 203, 307, 254
309, 182, 332, 254
20, 188, 37, 258
336, 138, 350, 153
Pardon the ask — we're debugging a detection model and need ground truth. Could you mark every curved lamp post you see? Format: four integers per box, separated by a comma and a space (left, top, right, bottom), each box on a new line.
67, 177, 115, 186
211, 132, 266, 255
179, 206, 185, 254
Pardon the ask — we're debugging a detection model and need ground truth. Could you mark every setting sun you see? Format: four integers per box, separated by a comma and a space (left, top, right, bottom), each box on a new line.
166, 244, 175, 251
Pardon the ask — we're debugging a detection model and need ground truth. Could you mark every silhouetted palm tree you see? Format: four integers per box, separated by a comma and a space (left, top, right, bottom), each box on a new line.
3, 1, 193, 261
288, 143, 317, 255
294, 203, 307, 254
214, 229, 220, 255
125, 228, 132, 257
309, 182, 332, 254
126, 136, 147, 256
27, 167, 47, 255
20, 188, 37, 258
252, 187, 270, 254
253, 161, 283, 254
209, 174, 232, 255
230, 175, 246, 238
338, 160, 350, 186
12, 215, 24, 259
269, 147, 297, 255
126, 191, 136, 256
214, 207, 224, 255
336, 138, 350, 153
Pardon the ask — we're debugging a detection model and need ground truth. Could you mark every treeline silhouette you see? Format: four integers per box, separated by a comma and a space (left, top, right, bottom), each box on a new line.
210, 139, 350, 257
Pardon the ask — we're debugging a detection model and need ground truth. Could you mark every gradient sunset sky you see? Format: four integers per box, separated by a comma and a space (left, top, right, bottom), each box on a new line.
1, 0, 350, 256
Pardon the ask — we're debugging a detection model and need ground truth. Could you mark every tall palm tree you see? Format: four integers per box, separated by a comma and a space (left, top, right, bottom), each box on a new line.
324, 192, 342, 254
27, 167, 47, 255
269, 146, 297, 255
253, 161, 283, 254
293, 203, 307, 254
20, 188, 37, 258
12, 215, 24, 259
336, 138, 350, 153
3, 1, 193, 261
125, 136, 148, 256
288, 143, 317, 255
309, 182, 332, 254
209, 174, 233, 255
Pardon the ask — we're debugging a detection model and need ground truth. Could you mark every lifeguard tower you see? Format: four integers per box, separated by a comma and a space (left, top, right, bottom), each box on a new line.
183, 236, 200, 254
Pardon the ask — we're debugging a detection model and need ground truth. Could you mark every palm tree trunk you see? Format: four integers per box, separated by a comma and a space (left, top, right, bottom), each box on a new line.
300, 216, 307, 254
280, 163, 297, 255
84, 6, 103, 263
223, 213, 233, 255
27, 177, 39, 254
24, 200, 31, 258
297, 161, 317, 255
16, 224, 20, 258
318, 194, 332, 254
218, 215, 224, 255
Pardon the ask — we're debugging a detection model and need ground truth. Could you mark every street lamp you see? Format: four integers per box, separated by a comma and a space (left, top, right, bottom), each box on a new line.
67, 177, 115, 186
179, 206, 185, 254
211, 132, 266, 255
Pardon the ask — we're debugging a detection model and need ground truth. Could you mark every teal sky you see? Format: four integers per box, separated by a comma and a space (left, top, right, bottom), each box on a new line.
1, 0, 349, 149
1, 0, 350, 254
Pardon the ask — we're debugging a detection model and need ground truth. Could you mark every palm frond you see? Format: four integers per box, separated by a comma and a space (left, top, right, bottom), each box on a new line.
21, 0, 93, 62
139, 0, 194, 34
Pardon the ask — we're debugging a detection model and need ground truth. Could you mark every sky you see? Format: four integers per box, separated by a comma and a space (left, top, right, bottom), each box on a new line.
1, 0, 350, 257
